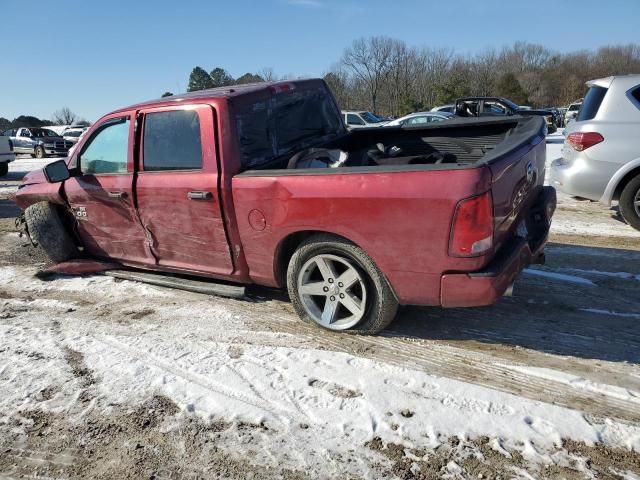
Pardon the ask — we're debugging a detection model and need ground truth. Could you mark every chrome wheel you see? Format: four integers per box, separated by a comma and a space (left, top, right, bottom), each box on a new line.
297, 253, 367, 330
634, 188, 640, 218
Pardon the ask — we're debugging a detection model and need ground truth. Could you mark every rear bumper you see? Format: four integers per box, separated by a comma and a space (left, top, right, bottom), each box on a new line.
440, 186, 556, 308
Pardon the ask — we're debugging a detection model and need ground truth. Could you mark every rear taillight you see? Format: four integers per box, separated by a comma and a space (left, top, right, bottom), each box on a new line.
567, 132, 604, 151
8, 139, 13, 152
449, 191, 493, 257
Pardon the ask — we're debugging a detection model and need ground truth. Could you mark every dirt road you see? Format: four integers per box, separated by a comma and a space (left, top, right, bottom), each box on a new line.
1, 149, 639, 479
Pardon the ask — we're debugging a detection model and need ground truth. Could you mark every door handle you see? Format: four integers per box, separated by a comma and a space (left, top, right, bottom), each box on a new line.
187, 191, 213, 201
108, 191, 127, 199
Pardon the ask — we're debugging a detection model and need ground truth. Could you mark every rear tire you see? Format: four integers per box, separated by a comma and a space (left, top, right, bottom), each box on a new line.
287, 234, 398, 335
0, 162, 7, 177
24, 201, 77, 262
619, 175, 640, 232
34, 146, 45, 159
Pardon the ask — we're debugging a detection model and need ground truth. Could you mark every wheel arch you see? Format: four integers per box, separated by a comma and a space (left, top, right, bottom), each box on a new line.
613, 166, 640, 202
601, 158, 640, 205
273, 230, 398, 302
274, 230, 350, 288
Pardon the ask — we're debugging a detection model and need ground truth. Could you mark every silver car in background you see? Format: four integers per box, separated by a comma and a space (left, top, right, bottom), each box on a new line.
550, 74, 640, 231
384, 111, 455, 127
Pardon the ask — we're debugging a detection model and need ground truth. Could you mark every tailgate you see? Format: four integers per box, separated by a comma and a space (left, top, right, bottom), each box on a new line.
487, 117, 547, 251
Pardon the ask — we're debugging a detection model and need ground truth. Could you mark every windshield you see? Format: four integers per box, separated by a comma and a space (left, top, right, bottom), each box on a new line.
569, 104, 580, 111
235, 85, 344, 170
360, 111, 383, 123
31, 128, 61, 138
65, 131, 83, 137
501, 98, 520, 111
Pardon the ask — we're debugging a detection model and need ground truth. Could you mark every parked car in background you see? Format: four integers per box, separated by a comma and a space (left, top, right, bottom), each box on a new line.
1, 127, 73, 158
430, 104, 455, 113
384, 111, 455, 127
556, 107, 568, 127
16, 79, 555, 335
62, 127, 87, 144
342, 110, 388, 128
454, 97, 557, 134
564, 101, 582, 125
0, 135, 16, 176
550, 75, 640, 231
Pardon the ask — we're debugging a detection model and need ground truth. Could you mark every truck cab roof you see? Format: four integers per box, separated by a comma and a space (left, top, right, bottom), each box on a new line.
113, 79, 325, 114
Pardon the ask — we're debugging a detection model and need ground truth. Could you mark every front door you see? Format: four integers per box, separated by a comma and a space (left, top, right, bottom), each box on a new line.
135, 105, 234, 276
63, 113, 152, 264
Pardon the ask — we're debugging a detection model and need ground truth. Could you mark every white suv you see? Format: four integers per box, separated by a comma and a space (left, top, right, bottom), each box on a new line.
550, 74, 640, 231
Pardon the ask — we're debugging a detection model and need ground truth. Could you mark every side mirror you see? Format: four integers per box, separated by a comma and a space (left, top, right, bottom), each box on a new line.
43, 159, 71, 183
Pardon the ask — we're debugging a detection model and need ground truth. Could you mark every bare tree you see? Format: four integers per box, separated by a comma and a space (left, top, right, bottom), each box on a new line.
341, 36, 395, 112
52, 107, 78, 125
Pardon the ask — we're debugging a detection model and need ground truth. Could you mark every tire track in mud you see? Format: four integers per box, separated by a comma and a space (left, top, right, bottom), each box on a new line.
251, 314, 640, 425
95, 335, 303, 423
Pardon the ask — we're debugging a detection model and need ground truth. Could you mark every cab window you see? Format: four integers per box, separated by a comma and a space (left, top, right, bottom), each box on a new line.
483, 102, 506, 114
143, 110, 202, 171
346, 114, 364, 126
407, 116, 428, 125
79, 118, 129, 175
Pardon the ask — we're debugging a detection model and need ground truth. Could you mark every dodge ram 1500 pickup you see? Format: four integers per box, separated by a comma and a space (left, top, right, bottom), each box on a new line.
15, 79, 556, 334
455, 97, 558, 134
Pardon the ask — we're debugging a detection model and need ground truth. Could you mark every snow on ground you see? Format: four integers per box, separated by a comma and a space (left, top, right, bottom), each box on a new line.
523, 268, 596, 285
1, 258, 640, 477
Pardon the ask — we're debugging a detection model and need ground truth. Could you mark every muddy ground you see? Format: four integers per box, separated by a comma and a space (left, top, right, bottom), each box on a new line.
1, 154, 639, 479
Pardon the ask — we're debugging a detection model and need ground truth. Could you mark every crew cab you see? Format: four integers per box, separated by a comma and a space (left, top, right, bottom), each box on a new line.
15, 79, 556, 334
0, 135, 16, 176
2, 127, 73, 158
455, 97, 558, 134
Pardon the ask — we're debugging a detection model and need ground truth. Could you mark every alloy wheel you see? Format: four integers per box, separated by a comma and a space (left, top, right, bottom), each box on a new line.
297, 253, 367, 330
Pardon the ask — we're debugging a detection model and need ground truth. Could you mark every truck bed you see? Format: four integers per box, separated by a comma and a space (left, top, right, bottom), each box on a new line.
239, 117, 544, 173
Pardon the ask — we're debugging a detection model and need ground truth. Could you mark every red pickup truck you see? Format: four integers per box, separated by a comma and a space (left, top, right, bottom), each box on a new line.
15, 79, 555, 334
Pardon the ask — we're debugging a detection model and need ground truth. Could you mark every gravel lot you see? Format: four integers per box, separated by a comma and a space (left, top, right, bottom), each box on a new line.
1, 138, 639, 479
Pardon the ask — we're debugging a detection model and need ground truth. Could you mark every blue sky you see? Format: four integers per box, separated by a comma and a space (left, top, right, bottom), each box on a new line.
1, 0, 638, 122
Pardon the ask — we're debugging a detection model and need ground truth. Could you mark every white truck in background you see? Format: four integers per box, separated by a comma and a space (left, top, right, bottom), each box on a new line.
0, 136, 16, 176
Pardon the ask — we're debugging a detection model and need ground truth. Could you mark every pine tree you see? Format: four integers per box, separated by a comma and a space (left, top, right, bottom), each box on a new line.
235, 73, 264, 85
187, 67, 214, 92
210, 68, 235, 87
495, 73, 529, 105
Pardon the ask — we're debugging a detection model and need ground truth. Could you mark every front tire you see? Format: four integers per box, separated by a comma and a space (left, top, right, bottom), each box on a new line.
287, 234, 398, 335
619, 175, 640, 232
24, 202, 77, 262
34, 146, 45, 159
0, 162, 7, 176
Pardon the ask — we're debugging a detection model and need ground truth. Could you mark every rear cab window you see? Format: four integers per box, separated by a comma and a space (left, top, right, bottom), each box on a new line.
576, 86, 608, 122
234, 85, 344, 171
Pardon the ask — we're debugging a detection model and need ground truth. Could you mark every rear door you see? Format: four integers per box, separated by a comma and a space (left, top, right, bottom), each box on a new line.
135, 105, 234, 276
64, 113, 153, 263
